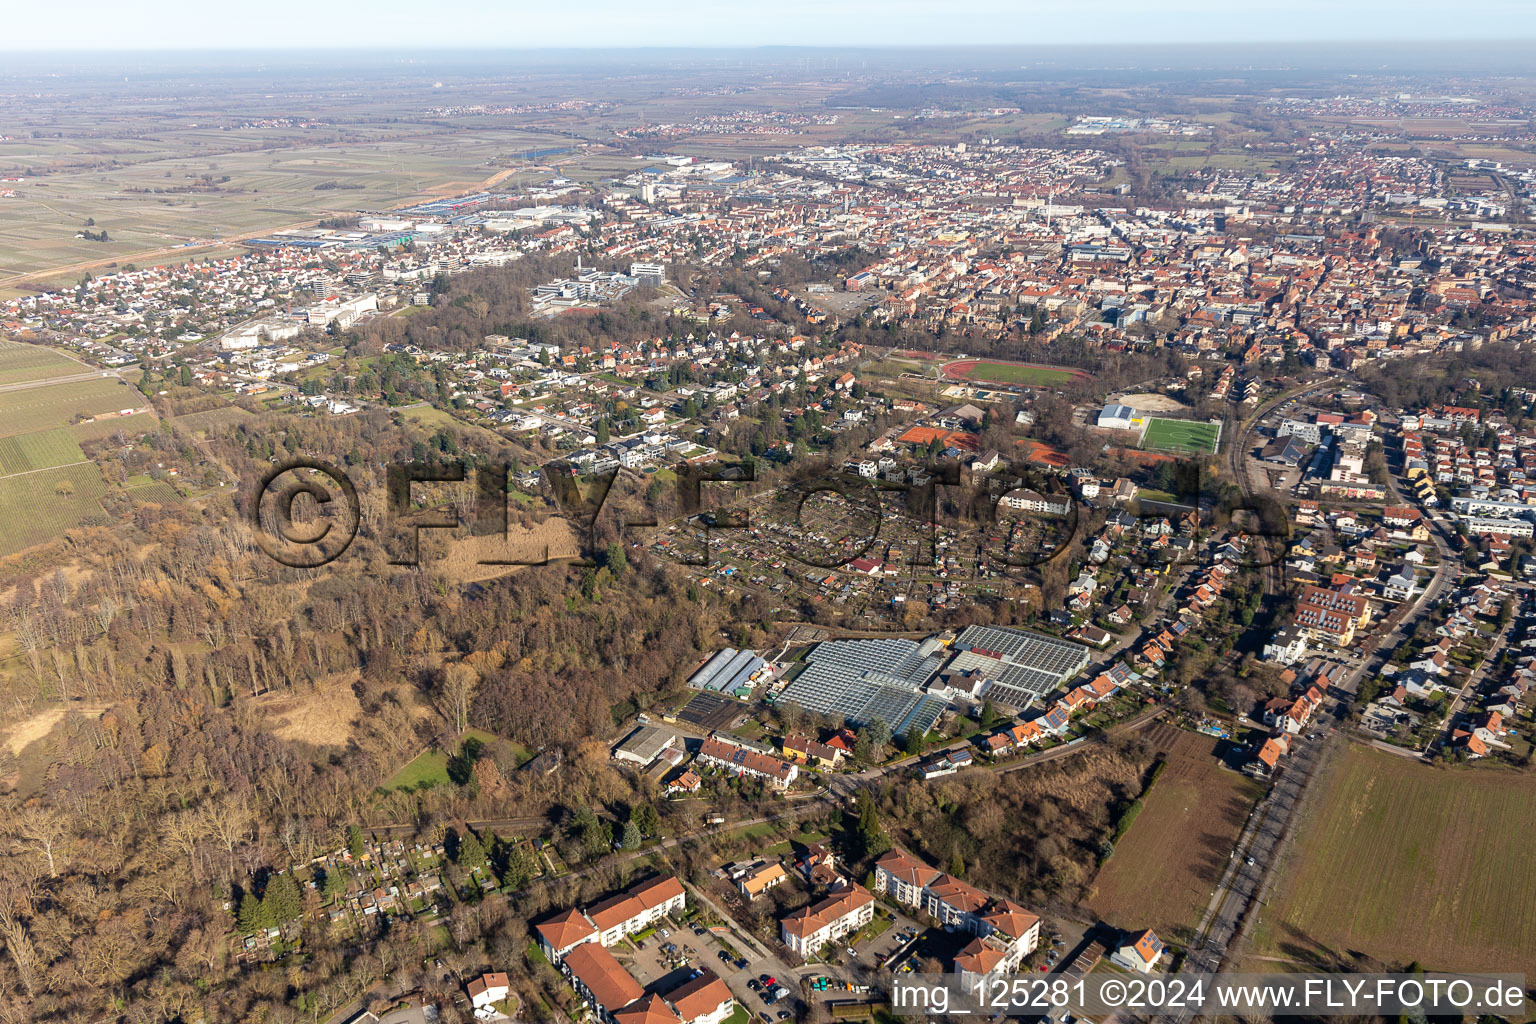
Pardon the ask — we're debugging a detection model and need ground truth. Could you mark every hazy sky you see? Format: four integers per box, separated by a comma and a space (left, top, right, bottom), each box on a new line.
11, 0, 1536, 50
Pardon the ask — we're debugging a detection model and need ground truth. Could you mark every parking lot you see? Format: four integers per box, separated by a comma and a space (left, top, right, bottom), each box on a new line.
610, 911, 802, 1023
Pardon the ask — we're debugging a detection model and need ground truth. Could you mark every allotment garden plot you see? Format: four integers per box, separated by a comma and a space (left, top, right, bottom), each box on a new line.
648, 482, 1074, 625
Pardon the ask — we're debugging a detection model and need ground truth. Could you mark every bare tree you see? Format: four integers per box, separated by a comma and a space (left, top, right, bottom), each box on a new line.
7, 808, 69, 878
200, 795, 252, 876
0, 896, 40, 998
436, 662, 479, 735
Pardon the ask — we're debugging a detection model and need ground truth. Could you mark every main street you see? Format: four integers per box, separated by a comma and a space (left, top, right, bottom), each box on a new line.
1140, 375, 1471, 1023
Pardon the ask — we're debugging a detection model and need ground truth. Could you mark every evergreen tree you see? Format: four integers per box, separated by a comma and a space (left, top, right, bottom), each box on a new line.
262, 873, 303, 923
457, 833, 488, 870
630, 802, 659, 837
236, 892, 266, 933
979, 699, 998, 730
948, 850, 966, 878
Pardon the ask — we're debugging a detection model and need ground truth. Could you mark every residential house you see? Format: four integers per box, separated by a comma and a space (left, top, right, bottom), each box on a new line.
780, 885, 875, 957
1110, 929, 1165, 973
468, 973, 511, 1011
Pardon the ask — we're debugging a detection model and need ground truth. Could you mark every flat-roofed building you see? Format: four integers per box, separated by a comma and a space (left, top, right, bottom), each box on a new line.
612, 724, 678, 767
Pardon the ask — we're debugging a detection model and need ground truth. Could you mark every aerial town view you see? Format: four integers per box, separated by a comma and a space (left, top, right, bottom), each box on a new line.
2, 4, 1536, 1024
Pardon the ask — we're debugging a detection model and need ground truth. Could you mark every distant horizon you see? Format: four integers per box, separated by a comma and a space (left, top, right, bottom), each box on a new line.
9, 1, 1536, 54
6, 38, 1536, 54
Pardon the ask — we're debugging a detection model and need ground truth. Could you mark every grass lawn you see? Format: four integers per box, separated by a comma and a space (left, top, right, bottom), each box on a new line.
1141, 417, 1221, 455
963, 361, 1084, 386
1089, 725, 1263, 944
400, 403, 459, 428
381, 749, 450, 792
1252, 743, 1536, 976
731, 821, 780, 842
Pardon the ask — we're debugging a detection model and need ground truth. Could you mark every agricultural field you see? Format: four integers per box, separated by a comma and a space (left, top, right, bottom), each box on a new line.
1089, 724, 1263, 942
0, 340, 86, 386
942, 358, 1091, 387
1141, 417, 1221, 455
0, 117, 575, 297
70, 412, 158, 442
1253, 744, 1536, 977
0, 462, 111, 555
0, 428, 86, 475
124, 477, 182, 505
0, 346, 159, 554
0, 376, 145, 437
170, 405, 257, 433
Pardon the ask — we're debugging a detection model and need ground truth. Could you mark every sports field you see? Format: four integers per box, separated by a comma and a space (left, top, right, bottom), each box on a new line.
1090, 725, 1263, 942
942, 359, 1092, 387
1141, 417, 1221, 455
1254, 743, 1536, 977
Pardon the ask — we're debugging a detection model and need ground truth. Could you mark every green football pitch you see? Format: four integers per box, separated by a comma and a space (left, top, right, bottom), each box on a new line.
1141, 417, 1221, 454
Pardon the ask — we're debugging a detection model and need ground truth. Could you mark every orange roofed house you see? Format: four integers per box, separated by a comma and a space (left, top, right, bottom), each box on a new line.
697, 735, 799, 789
1111, 929, 1165, 973
665, 971, 736, 1024
562, 943, 645, 1024
780, 884, 875, 957
541, 879, 736, 1024
467, 971, 510, 1011
1292, 585, 1369, 647
872, 848, 1039, 982
535, 875, 686, 961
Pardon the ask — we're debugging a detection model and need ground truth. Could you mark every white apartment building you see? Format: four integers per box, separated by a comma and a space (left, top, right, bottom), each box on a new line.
779, 885, 875, 957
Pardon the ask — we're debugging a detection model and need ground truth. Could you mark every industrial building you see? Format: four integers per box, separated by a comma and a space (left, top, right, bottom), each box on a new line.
1096, 403, 1142, 431
774, 636, 952, 736
688, 648, 766, 695
611, 724, 678, 767
947, 625, 1091, 709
